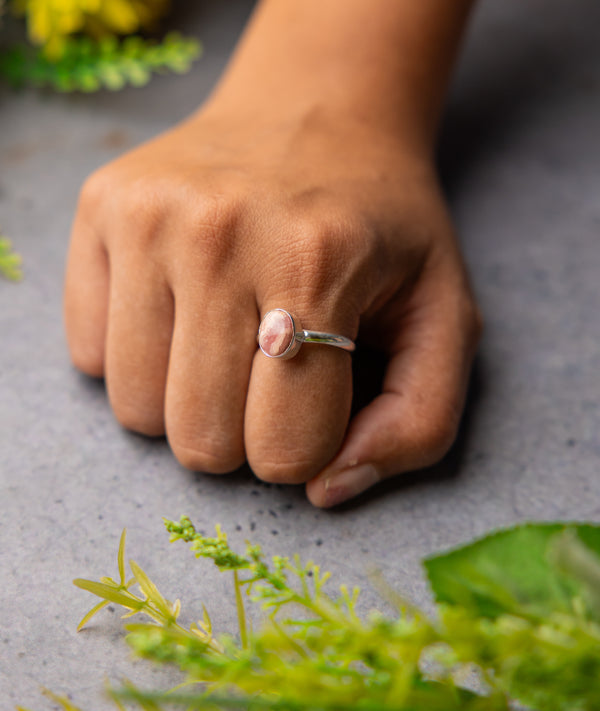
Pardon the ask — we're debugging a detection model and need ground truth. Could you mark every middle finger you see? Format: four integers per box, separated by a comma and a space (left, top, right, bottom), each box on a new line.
165, 283, 258, 474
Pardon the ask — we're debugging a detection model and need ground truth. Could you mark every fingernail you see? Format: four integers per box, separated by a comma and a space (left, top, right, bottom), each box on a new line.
323, 464, 380, 507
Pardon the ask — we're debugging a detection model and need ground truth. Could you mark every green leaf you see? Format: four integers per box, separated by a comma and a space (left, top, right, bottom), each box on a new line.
73, 578, 144, 611
548, 528, 600, 617
41, 688, 85, 710
426, 523, 600, 711
201, 603, 212, 635
61, 519, 600, 711
0, 33, 201, 93
118, 528, 127, 585
130, 558, 175, 620
76, 598, 111, 631
0, 236, 23, 281
424, 522, 600, 621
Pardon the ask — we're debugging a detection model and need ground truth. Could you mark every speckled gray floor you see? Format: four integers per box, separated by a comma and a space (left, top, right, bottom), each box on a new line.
1, 1, 599, 708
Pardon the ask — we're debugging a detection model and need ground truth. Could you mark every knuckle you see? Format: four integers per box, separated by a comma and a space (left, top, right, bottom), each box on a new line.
78, 168, 112, 218
250, 453, 318, 485
193, 192, 242, 232
412, 407, 460, 463
295, 214, 356, 264
79, 168, 167, 248
185, 194, 243, 270
280, 214, 362, 309
111, 394, 165, 438
69, 343, 104, 378
117, 176, 165, 237
169, 435, 244, 474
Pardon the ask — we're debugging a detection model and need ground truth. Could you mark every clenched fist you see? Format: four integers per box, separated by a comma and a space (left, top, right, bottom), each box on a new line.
64, 0, 481, 506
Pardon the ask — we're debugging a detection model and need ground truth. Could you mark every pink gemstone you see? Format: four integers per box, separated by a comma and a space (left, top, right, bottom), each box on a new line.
259, 310, 295, 357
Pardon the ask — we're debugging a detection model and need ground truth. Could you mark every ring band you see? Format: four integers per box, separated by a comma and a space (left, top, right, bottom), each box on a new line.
258, 308, 355, 359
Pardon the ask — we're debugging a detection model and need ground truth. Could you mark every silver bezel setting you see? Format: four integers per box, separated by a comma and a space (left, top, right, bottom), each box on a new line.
257, 308, 355, 359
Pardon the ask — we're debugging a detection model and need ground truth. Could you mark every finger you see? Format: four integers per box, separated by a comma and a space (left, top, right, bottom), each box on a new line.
306, 272, 482, 507
245, 305, 355, 484
165, 285, 257, 474
64, 215, 109, 377
104, 251, 173, 436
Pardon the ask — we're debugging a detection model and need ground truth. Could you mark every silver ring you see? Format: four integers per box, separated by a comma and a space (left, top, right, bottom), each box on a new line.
258, 308, 355, 359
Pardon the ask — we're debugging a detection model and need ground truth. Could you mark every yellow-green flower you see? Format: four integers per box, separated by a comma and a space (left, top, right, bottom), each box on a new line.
12, 0, 171, 57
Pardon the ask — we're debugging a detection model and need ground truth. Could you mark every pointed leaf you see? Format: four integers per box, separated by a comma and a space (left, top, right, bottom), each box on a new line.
73, 578, 144, 610
172, 598, 181, 620
76, 599, 110, 631
202, 603, 212, 635
129, 559, 172, 618
41, 688, 84, 710
118, 529, 127, 585
122, 608, 143, 619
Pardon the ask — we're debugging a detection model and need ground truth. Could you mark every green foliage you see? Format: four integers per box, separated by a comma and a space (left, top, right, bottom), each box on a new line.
424, 522, 600, 621
0, 234, 23, 280
33, 519, 600, 710
17, 688, 86, 711
425, 523, 600, 711
0, 32, 201, 92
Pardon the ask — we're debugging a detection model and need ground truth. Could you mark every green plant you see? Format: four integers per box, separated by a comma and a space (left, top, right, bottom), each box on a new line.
0, 1, 201, 279
23, 518, 600, 710
0, 234, 23, 280
0, 0, 202, 92
11, 0, 172, 58
0, 31, 201, 91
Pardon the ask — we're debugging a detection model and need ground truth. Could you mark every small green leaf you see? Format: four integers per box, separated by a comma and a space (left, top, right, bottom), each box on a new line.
41, 688, 84, 710
76, 599, 111, 631
117, 529, 127, 585
73, 578, 144, 611
201, 603, 212, 635
0, 34, 201, 93
0, 236, 23, 281
129, 559, 173, 618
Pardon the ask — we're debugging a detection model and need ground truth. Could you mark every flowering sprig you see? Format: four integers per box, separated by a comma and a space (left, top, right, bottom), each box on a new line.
57, 518, 600, 711
11, 0, 170, 58
0, 31, 201, 91
0, 0, 201, 92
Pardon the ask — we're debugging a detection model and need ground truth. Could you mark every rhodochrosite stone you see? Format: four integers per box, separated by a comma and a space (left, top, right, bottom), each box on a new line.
258, 309, 295, 357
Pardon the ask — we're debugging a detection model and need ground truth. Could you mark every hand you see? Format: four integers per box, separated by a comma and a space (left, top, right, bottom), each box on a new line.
64, 102, 481, 507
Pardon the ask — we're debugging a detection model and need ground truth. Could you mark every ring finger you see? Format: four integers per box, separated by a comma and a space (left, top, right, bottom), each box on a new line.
245, 303, 356, 484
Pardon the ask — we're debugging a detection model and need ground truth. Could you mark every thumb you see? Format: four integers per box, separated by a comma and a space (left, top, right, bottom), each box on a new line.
306, 270, 482, 507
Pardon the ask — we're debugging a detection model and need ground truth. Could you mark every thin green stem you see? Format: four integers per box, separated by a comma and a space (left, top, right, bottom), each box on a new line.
234, 569, 248, 649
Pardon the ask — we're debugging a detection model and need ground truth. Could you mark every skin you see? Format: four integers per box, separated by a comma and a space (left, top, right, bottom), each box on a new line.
64, 0, 482, 507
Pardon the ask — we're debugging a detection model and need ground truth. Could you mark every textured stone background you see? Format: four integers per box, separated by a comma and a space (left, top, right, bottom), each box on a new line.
1, 1, 599, 707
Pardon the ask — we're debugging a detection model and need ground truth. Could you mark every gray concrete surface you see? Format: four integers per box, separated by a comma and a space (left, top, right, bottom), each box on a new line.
1, 0, 599, 708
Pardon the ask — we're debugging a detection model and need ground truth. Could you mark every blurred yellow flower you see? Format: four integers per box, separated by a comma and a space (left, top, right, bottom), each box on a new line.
13, 0, 171, 56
